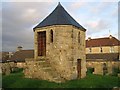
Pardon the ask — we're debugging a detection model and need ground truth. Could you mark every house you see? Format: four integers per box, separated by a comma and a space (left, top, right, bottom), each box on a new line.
24, 2, 86, 83
1, 52, 14, 63
86, 35, 120, 54
1, 51, 16, 75
86, 35, 120, 75
0, 46, 34, 75
10, 49, 34, 68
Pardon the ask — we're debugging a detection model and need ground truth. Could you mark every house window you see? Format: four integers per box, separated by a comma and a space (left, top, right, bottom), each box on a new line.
38, 31, 46, 56
89, 47, 92, 53
100, 47, 103, 52
78, 32, 80, 43
110, 46, 114, 53
50, 30, 53, 43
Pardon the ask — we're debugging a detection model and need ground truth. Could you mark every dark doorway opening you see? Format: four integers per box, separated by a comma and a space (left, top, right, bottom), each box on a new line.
87, 67, 94, 74
38, 31, 46, 56
77, 59, 81, 79
103, 63, 108, 75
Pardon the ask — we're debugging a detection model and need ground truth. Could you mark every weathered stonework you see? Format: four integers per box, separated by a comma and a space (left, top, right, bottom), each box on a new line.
86, 60, 120, 75
1, 62, 17, 75
24, 25, 86, 82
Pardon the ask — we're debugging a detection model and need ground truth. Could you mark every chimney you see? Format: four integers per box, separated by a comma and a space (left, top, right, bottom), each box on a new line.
16, 46, 23, 51
88, 37, 91, 41
109, 35, 112, 39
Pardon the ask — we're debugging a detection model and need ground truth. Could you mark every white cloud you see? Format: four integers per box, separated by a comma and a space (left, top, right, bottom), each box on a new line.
85, 19, 111, 39
68, 2, 86, 10
2, 2, 56, 51
2, 0, 119, 2
2, 0, 57, 2
89, 2, 112, 14
2, 2, 118, 51
111, 5, 118, 17
86, 19, 110, 30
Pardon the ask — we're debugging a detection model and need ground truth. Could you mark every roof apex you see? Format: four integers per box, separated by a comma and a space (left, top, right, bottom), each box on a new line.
33, 3, 86, 31
58, 2, 61, 6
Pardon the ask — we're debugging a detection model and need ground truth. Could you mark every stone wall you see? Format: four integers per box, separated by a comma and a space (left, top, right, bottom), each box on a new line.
24, 60, 64, 83
86, 60, 120, 75
16, 63, 25, 68
16, 58, 33, 68
1, 62, 17, 75
24, 25, 86, 82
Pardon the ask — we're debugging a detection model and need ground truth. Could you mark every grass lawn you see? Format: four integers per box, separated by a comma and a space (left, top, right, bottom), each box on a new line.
2, 70, 120, 88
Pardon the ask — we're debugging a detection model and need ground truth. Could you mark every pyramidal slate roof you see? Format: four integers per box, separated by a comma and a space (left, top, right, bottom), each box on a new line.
34, 3, 86, 31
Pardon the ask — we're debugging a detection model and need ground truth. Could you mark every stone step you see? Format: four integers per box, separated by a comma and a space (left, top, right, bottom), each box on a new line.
39, 66, 63, 83
47, 70, 58, 77
38, 60, 46, 62
53, 78, 62, 83
41, 67, 52, 70
36, 60, 65, 83
53, 77, 65, 83
40, 66, 60, 78
38, 61, 51, 67
36, 59, 46, 61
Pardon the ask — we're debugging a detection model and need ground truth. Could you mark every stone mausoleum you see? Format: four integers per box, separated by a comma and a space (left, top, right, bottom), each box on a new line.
24, 3, 86, 83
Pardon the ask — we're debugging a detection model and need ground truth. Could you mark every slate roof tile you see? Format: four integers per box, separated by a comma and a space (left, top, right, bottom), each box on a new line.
34, 3, 86, 31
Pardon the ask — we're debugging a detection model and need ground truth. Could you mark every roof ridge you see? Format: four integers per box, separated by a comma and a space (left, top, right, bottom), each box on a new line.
86, 36, 119, 40
16, 49, 34, 52
86, 35, 120, 47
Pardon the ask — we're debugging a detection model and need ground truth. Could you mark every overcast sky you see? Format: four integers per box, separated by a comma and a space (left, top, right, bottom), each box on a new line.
1, 0, 119, 51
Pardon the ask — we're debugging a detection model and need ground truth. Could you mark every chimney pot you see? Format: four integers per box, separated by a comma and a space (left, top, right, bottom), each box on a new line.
88, 37, 91, 41
17, 46, 23, 51
109, 35, 112, 39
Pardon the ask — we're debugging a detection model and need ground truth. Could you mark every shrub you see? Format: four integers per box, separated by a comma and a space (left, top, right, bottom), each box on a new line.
87, 67, 94, 74
111, 67, 120, 76
12, 68, 23, 73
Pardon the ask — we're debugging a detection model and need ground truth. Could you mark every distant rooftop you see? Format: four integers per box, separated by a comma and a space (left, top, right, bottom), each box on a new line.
34, 2, 86, 31
10, 50, 34, 62
86, 35, 120, 47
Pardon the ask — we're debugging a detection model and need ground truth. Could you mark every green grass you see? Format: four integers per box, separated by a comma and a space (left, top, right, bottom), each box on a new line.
2, 71, 120, 88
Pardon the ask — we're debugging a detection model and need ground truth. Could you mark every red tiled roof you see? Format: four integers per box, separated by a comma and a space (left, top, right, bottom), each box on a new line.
86, 36, 120, 47
10, 50, 34, 62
